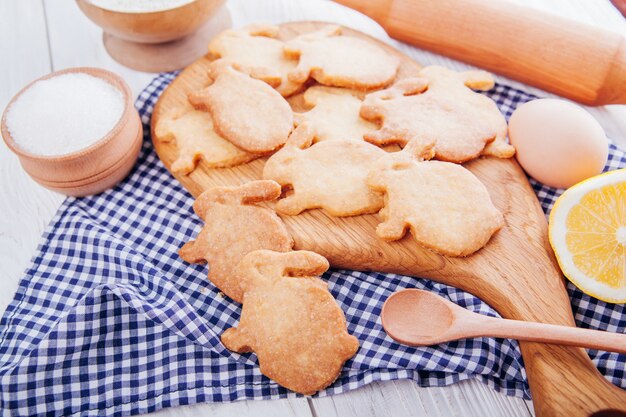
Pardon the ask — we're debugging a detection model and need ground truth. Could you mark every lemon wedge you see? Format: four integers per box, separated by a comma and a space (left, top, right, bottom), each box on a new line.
549, 168, 626, 303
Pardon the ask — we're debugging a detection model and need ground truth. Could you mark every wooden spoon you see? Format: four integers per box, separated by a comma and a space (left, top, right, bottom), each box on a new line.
381, 289, 626, 352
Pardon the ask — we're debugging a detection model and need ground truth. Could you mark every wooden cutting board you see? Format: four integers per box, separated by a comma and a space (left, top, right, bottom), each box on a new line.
151, 22, 626, 417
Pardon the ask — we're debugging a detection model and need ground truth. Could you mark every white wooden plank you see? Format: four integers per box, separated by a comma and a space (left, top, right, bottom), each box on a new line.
42, 0, 155, 98
310, 379, 532, 417
526, 399, 536, 417
455, 379, 533, 417
514, 0, 626, 35
0, 1, 50, 109
149, 397, 312, 417
228, 0, 392, 41
0, 0, 65, 315
311, 382, 414, 417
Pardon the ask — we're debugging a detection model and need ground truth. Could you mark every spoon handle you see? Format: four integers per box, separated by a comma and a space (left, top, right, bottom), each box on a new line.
479, 316, 626, 354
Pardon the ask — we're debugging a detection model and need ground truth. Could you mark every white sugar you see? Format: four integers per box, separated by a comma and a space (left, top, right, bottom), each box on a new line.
6, 73, 125, 156
88, 0, 195, 13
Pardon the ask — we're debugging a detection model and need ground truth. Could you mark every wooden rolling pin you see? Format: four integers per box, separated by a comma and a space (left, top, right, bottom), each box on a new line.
334, 0, 626, 106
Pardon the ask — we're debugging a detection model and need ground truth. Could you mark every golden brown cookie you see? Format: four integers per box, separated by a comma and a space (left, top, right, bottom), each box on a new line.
367, 142, 504, 256
284, 25, 399, 90
188, 61, 293, 153
293, 86, 376, 142
360, 66, 515, 163
208, 25, 302, 97
221, 249, 359, 395
263, 124, 386, 217
179, 181, 294, 303
154, 107, 257, 174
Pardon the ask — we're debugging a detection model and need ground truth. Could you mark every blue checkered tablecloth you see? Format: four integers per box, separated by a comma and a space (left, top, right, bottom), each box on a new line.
0, 72, 625, 417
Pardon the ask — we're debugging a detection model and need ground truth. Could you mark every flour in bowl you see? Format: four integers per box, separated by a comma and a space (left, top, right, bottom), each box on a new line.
5, 73, 125, 156
88, 0, 195, 13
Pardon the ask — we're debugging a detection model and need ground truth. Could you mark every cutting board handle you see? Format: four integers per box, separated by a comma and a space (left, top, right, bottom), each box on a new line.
469, 273, 626, 417
334, 0, 626, 106
519, 343, 626, 417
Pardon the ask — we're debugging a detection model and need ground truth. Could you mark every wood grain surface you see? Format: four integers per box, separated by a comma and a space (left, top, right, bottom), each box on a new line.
151, 21, 626, 417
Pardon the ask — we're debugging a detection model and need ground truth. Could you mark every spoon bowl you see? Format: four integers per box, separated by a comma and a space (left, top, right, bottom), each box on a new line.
381, 289, 457, 346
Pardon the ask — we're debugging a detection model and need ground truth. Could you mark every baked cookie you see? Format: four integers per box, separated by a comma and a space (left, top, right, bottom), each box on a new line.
208, 25, 302, 97
293, 86, 376, 142
188, 61, 293, 153
154, 107, 257, 174
284, 25, 399, 90
263, 124, 386, 216
367, 142, 504, 256
360, 66, 515, 163
221, 249, 359, 395
179, 181, 294, 303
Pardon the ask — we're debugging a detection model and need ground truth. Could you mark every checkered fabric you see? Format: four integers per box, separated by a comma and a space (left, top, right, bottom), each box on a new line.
0, 72, 624, 417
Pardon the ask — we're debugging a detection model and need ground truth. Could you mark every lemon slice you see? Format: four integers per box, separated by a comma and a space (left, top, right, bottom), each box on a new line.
549, 168, 626, 303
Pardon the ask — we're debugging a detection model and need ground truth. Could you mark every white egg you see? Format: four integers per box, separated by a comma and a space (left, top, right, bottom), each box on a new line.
508, 99, 608, 189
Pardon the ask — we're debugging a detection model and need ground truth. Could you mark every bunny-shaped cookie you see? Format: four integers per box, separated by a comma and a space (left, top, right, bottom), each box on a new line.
360, 66, 515, 163
208, 24, 302, 97
188, 61, 293, 153
263, 124, 386, 217
154, 107, 256, 175
221, 250, 359, 395
179, 181, 293, 302
367, 142, 504, 256
293, 86, 376, 142
284, 25, 399, 90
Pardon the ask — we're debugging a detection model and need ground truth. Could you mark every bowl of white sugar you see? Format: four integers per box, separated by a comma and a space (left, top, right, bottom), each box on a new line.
1, 67, 143, 197
76, 0, 229, 72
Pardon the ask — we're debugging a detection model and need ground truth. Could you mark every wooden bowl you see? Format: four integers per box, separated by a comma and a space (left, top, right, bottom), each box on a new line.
75, 0, 225, 44
1, 67, 143, 197
75, 0, 231, 72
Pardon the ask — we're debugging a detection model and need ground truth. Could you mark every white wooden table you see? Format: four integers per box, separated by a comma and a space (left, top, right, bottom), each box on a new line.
1, 1, 624, 416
